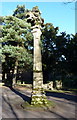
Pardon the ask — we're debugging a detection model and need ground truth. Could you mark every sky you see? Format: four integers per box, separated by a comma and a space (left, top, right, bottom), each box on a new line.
0, 2, 75, 35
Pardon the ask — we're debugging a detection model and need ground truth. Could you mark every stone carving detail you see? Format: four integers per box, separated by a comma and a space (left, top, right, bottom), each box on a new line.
26, 6, 44, 27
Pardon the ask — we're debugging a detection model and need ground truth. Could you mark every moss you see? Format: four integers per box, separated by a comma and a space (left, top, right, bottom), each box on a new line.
32, 88, 44, 91
21, 99, 56, 111
31, 95, 53, 106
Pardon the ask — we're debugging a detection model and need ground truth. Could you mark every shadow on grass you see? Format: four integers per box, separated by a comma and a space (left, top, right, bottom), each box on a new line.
46, 91, 77, 103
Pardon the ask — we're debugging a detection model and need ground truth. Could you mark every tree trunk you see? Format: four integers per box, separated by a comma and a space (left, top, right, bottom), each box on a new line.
31, 26, 47, 105
2, 71, 5, 82
0, 63, 2, 83
12, 62, 18, 87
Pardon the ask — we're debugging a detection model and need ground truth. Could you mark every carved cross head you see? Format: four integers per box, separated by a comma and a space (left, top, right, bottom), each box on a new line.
26, 6, 44, 27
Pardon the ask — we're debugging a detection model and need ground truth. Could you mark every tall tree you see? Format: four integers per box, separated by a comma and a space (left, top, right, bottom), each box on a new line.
1, 16, 32, 86
41, 23, 59, 83
13, 5, 33, 53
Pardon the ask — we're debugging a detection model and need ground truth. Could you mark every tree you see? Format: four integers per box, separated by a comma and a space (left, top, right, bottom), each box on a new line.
1, 15, 32, 86
41, 23, 59, 83
13, 5, 26, 19
13, 5, 33, 54
41, 21, 77, 88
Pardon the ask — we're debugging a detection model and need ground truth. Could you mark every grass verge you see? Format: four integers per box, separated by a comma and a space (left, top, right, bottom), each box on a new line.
45, 89, 77, 94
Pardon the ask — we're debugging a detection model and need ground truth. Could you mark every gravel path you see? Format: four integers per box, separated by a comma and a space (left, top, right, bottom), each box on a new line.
1, 86, 77, 119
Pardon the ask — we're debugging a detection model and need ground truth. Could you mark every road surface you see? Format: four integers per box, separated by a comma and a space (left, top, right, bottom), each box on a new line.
1, 86, 77, 119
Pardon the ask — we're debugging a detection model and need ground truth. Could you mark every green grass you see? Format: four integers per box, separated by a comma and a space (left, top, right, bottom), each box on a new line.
0, 83, 5, 86
45, 89, 77, 94
16, 83, 77, 94
16, 83, 32, 87
67, 88, 77, 93
21, 100, 56, 111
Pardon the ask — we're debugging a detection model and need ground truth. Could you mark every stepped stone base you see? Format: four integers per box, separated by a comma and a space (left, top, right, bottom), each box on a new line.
31, 92, 48, 105
31, 88, 48, 105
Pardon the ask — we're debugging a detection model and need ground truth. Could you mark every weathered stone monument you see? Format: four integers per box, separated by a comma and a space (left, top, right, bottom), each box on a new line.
26, 6, 47, 105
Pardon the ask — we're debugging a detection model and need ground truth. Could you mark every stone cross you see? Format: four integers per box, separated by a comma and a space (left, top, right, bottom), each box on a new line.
26, 6, 47, 105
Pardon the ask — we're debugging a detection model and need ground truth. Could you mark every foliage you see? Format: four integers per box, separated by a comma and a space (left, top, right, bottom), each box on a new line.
0, 14, 33, 86
41, 23, 77, 88
1, 15, 32, 68
13, 5, 26, 19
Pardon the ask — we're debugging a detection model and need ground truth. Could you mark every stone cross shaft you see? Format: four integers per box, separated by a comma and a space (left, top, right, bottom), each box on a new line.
31, 25, 47, 105
32, 25, 43, 89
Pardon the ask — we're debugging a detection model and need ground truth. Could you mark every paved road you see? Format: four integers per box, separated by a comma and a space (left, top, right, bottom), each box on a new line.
1, 86, 77, 119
